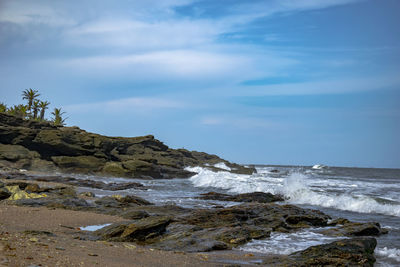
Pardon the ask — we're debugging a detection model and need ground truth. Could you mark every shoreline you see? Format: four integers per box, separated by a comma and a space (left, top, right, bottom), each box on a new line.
0, 171, 384, 266
1, 203, 263, 267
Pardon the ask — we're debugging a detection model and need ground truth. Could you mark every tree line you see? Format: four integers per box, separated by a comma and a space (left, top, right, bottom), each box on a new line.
0, 88, 67, 126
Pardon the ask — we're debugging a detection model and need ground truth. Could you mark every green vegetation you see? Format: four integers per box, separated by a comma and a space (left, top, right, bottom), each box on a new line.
51, 108, 67, 126
1, 89, 67, 126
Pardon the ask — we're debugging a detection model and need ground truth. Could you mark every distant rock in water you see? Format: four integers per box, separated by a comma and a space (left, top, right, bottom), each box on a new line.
0, 113, 254, 178
198, 191, 284, 203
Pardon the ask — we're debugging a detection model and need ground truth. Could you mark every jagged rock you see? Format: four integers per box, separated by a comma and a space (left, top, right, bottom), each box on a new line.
287, 238, 377, 266
181, 203, 330, 230
95, 216, 172, 242
198, 191, 284, 203
51, 156, 106, 172
121, 210, 150, 220
323, 220, 388, 237
112, 195, 153, 205
0, 113, 255, 179
33, 175, 145, 191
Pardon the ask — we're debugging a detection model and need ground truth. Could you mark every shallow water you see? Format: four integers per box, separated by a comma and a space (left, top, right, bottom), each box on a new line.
69, 164, 400, 266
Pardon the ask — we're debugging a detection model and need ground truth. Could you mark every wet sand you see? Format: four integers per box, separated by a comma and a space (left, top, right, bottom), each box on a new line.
0, 203, 263, 267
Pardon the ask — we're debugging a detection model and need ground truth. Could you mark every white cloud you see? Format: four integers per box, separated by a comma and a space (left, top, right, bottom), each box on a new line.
234, 73, 400, 96
64, 19, 225, 49
66, 97, 184, 114
59, 49, 258, 81
0, 0, 76, 26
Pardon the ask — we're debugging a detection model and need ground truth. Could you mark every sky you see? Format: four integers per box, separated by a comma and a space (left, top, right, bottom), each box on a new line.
0, 0, 399, 168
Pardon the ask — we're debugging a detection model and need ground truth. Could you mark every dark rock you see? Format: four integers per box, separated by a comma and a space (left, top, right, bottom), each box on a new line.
95, 216, 172, 242
121, 210, 150, 220
25, 183, 41, 193
0, 113, 255, 179
289, 238, 377, 266
0, 187, 11, 200
5, 181, 29, 190
181, 203, 330, 230
34, 175, 145, 191
114, 195, 152, 205
51, 156, 106, 172
198, 191, 284, 203
0, 144, 40, 161
323, 221, 388, 237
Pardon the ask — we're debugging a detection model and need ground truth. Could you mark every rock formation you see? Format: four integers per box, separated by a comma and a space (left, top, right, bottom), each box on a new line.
0, 113, 254, 178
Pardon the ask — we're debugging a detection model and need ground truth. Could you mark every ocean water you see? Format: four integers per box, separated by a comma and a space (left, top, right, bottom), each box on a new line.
72, 164, 400, 266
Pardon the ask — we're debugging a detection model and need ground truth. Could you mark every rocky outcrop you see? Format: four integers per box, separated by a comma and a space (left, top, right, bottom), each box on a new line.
198, 191, 284, 203
95, 216, 172, 243
271, 238, 377, 266
0, 113, 254, 178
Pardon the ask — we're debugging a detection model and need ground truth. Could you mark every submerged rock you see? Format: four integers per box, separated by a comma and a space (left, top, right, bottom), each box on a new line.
324, 219, 388, 237
198, 191, 284, 203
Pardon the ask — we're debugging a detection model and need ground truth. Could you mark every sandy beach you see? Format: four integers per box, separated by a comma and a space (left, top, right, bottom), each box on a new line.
0, 203, 245, 267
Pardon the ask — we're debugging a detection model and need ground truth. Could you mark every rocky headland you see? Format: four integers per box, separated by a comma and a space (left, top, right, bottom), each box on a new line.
0, 112, 254, 179
0, 113, 388, 266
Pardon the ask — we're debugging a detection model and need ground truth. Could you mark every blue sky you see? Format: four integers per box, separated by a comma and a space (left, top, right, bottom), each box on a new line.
1, 0, 399, 168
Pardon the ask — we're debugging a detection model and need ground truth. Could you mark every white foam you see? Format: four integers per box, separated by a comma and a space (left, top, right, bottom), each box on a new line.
80, 223, 111, 231
187, 166, 400, 217
239, 231, 343, 255
213, 162, 231, 171
282, 173, 400, 217
376, 247, 400, 263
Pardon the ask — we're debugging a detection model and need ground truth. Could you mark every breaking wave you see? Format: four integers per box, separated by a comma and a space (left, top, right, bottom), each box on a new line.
187, 166, 400, 217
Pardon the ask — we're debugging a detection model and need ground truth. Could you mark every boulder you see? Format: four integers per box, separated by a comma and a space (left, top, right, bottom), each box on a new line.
323, 221, 388, 236
288, 238, 377, 266
95, 216, 172, 242
0, 187, 11, 200
121, 210, 150, 220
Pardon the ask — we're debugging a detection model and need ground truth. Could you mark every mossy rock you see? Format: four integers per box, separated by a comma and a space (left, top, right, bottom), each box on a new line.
0, 144, 40, 161
51, 156, 106, 171
101, 162, 130, 177
122, 159, 152, 172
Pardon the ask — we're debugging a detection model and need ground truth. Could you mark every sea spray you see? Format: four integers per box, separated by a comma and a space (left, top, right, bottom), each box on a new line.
187, 166, 400, 217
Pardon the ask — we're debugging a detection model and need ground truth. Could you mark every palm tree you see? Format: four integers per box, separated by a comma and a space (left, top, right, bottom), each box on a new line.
8, 104, 28, 118
22, 88, 40, 112
32, 100, 40, 119
0, 102, 6, 113
39, 100, 50, 120
51, 108, 67, 126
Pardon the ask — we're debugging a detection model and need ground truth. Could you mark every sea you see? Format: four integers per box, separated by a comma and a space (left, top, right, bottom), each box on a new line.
72, 164, 400, 266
